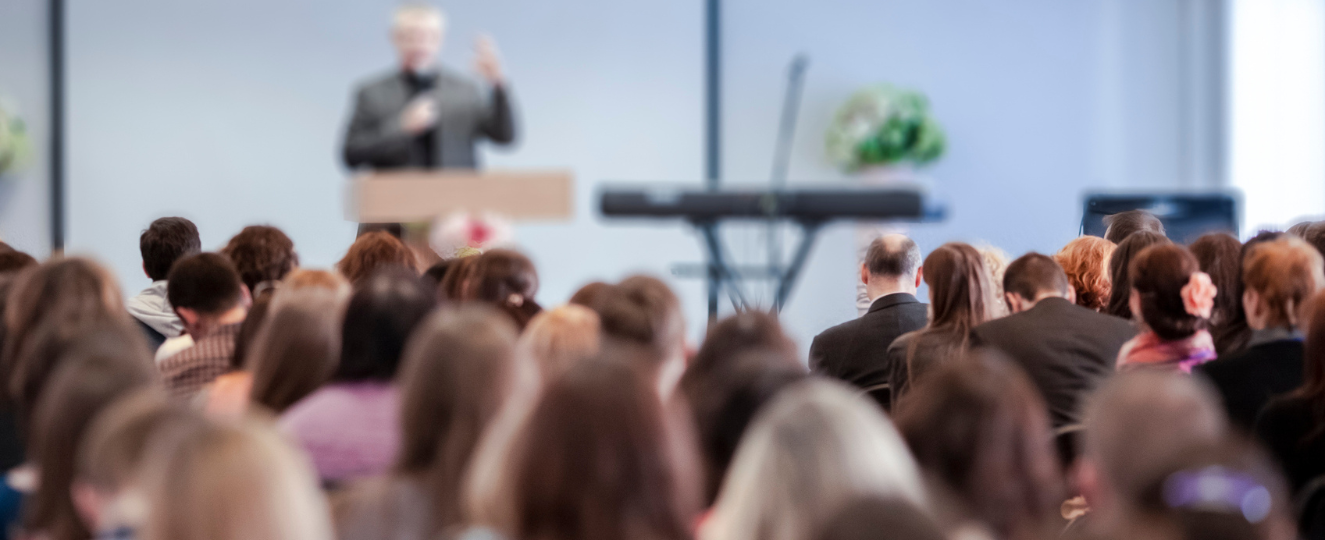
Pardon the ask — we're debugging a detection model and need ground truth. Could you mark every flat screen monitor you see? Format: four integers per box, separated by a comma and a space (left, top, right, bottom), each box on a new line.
1081, 192, 1239, 243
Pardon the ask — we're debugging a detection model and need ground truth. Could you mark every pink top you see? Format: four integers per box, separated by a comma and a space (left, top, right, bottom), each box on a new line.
279, 382, 400, 484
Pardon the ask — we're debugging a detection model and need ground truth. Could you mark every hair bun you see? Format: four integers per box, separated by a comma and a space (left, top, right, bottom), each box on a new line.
1180, 272, 1217, 319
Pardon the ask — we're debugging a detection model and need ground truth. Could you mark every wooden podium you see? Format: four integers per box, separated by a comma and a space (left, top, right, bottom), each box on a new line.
346, 169, 574, 224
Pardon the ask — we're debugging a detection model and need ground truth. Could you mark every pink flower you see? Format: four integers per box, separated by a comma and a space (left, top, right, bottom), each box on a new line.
1180, 271, 1217, 319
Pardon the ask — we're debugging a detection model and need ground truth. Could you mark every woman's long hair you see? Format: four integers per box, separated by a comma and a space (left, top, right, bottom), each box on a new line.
1106, 232, 1170, 319
246, 289, 343, 413
904, 242, 997, 376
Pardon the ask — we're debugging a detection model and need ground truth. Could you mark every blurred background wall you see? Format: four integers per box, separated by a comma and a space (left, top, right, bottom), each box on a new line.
0, 0, 1289, 349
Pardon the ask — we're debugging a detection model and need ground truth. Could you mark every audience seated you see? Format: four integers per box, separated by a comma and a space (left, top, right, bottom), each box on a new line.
810, 235, 928, 398
971, 252, 1136, 429
583, 276, 688, 399
127, 217, 201, 351
337, 306, 517, 540
701, 379, 926, 540
1076, 371, 1229, 537
136, 414, 333, 540
1103, 209, 1166, 244
460, 249, 542, 329
1197, 236, 1324, 430
814, 496, 945, 540
1117, 244, 1219, 373
502, 360, 699, 540
895, 350, 1063, 540
1054, 235, 1115, 312
23, 327, 156, 540
280, 268, 433, 485
1256, 289, 1325, 494
337, 231, 417, 284
1105, 231, 1171, 319
678, 312, 806, 506
885, 242, 996, 407
1304, 221, 1325, 259
159, 253, 250, 398
1218, 231, 1290, 355
567, 280, 611, 307
1190, 233, 1245, 354
220, 225, 300, 295
517, 304, 601, 383
439, 254, 480, 301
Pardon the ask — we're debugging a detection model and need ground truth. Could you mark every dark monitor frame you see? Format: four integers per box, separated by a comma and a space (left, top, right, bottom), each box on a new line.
1081, 191, 1240, 244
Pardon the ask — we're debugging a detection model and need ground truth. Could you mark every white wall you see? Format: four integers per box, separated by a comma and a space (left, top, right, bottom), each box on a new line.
0, 0, 53, 258
38, 0, 1221, 349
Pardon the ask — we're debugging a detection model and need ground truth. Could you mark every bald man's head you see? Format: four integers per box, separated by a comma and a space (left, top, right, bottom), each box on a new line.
1082, 372, 1228, 512
865, 234, 921, 280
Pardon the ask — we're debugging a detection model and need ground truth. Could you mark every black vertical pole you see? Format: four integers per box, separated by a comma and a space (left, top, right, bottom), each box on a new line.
49, 0, 66, 253
704, 0, 721, 321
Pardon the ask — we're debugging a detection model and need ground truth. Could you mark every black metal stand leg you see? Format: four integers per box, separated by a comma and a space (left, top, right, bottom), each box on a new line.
697, 222, 749, 313
774, 221, 823, 311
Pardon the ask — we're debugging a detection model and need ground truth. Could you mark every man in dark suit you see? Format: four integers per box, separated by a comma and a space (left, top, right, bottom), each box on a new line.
341, 4, 517, 234
810, 235, 929, 402
972, 253, 1136, 429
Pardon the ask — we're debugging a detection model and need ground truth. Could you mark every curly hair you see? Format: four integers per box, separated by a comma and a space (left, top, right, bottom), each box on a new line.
337, 231, 417, 284
220, 226, 298, 293
1055, 236, 1115, 312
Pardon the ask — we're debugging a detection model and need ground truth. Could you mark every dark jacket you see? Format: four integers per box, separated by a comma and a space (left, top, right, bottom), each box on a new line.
342, 68, 516, 170
1197, 337, 1304, 432
809, 293, 929, 394
1255, 395, 1325, 494
885, 327, 971, 409
971, 297, 1137, 429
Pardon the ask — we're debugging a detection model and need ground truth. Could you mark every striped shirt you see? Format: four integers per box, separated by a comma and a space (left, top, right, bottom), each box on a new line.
160, 323, 242, 399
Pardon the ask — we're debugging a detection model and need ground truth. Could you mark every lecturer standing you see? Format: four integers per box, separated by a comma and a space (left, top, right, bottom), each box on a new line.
342, 4, 517, 234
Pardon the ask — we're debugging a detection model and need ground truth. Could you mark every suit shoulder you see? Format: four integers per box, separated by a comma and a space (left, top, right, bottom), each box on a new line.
352, 70, 403, 93
814, 316, 867, 343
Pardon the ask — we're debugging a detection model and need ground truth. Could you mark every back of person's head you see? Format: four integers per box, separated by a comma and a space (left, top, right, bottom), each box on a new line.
1003, 252, 1069, 302
1104, 210, 1166, 244
74, 390, 191, 511
1130, 244, 1211, 340
462, 249, 541, 329
921, 242, 995, 334
815, 496, 946, 540
568, 281, 612, 308
1055, 236, 1115, 312
231, 287, 276, 371
337, 231, 416, 284
0, 249, 38, 276
894, 350, 1061, 540
220, 225, 298, 293
864, 235, 921, 279
509, 360, 699, 540
687, 311, 799, 376
590, 276, 685, 358
1106, 231, 1172, 319
439, 255, 479, 301
1289, 220, 1315, 238
703, 380, 926, 540
977, 245, 1012, 317
166, 253, 245, 317
1190, 233, 1244, 329
138, 415, 333, 540
394, 306, 518, 528
1242, 236, 1325, 329
246, 289, 342, 413
1294, 291, 1325, 411
1082, 371, 1228, 516
518, 304, 601, 383
26, 328, 156, 540
282, 268, 349, 297
1303, 221, 1325, 259
335, 267, 434, 382
1134, 438, 1296, 540
140, 217, 201, 282
3, 257, 127, 419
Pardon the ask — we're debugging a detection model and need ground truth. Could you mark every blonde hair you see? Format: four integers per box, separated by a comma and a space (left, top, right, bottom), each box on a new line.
519, 305, 601, 382
976, 244, 1011, 318
701, 380, 927, 540
1055, 236, 1115, 311
282, 269, 349, 299
139, 416, 332, 540
1244, 236, 1325, 328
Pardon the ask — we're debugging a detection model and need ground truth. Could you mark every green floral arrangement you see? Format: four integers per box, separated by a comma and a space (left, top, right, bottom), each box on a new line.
826, 85, 946, 170
0, 99, 31, 176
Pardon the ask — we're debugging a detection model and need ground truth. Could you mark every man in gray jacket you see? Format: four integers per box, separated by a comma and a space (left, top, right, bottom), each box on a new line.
342, 4, 517, 232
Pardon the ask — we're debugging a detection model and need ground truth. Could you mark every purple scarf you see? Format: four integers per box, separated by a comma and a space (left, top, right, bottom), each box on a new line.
1116, 330, 1217, 374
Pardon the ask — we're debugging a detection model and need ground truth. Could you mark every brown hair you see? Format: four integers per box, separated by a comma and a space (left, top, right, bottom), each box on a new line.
25, 327, 156, 540
1104, 210, 1166, 244
2, 258, 128, 423
76, 389, 189, 495
1130, 244, 1206, 340
0, 250, 38, 275
588, 276, 685, 360
246, 289, 342, 413
568, 281, 612, 308
1106, 231, 1171, 319
337, 231, 417, 284
1002, 252, 1069, 301
921, 242, 996, 338
439, 255, 480, 301
1055, 236, 1114, 311
1243, 236, 1325, 329
220, 225, 298, 293
230, 287, 275, 370
508, 360, 699, 540
1294, 291, 1325, 439
394, 306, 518, 530
519, 305, 601, 382
462, 249, 542, 330
282, 268, 349, 296
138, 416, 333, 540
894, 350, 1062, 540
1189, 233, 1244, 329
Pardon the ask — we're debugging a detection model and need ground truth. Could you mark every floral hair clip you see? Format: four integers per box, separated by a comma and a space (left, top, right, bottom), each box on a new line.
1180, 271, 1217, 319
